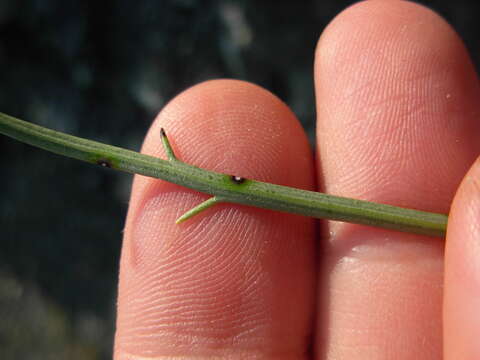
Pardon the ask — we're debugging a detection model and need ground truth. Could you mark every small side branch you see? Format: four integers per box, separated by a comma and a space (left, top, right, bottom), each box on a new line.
176, 196, 222, 224
160, 128, 177, 161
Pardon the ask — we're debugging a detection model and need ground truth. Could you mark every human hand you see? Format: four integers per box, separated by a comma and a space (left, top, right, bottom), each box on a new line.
114, 1, 480, 359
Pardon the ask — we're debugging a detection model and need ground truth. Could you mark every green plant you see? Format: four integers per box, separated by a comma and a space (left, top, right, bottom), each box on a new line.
0, 112, 447, 237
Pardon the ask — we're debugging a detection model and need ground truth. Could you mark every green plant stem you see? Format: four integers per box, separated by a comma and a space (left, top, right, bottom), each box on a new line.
0, 112, 448, 237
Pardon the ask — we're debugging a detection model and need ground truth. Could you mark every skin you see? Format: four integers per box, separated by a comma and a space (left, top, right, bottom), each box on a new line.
114, 1, 480, 359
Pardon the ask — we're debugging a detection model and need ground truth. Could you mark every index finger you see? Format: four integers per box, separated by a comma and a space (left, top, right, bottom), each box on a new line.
114, 80, 316, 359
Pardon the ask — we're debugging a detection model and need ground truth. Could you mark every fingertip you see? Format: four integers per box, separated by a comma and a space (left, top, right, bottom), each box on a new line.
316, 0, 462, 61
143, 79, 312, 182
444, 156, 480, 359
115, 79, 316, 358
124, 78, 315, 255
315, 0, 480, 212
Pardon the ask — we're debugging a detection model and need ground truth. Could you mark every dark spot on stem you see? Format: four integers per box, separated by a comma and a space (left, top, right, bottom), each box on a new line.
160, 128, 166, 137
230, 175, 246, 184
96, 158, 112, 168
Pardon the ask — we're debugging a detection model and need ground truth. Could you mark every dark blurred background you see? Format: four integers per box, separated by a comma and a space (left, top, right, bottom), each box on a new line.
0, 1, 478, 358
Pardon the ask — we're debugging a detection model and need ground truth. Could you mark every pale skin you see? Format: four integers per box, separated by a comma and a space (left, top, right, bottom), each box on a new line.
114, 1, 480, 359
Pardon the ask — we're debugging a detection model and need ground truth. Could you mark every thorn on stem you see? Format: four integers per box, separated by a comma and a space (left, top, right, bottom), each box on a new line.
160, 127, 177, 161
176, 196, 221, 224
